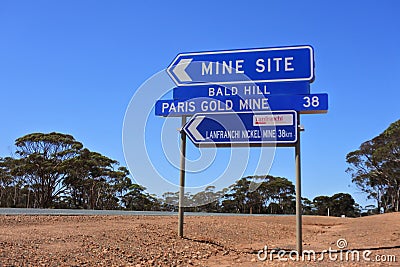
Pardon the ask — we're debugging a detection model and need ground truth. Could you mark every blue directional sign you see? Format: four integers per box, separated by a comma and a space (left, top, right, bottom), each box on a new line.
155, 93, 328, 117
173, 82, 310, 100
183, 111, 297, 146
167, 46, 314, 86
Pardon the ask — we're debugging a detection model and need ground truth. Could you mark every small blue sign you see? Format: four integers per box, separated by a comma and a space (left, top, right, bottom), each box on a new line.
167, 46, 314, 86
183, 111, 297, 146
155, 94, 328, 117
173, 82, 310, 100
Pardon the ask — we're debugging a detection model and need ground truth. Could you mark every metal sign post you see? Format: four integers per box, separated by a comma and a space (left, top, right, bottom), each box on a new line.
178, 115, 187, 237
295, 113, 303, 254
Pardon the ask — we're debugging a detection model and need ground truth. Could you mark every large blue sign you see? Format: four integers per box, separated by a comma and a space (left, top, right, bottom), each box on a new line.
183, 111, 297, 146
155, 93, 328, 117
173, 82, 310, 100
167, 46, 314, 86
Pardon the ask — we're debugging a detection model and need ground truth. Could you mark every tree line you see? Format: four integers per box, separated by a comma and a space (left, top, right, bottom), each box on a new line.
161, 177, 361, 217
1, 118, 398, 216
0, 133, 133, 209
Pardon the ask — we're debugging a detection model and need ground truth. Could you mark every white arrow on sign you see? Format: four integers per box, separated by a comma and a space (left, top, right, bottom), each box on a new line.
172, 58, 192, 82
186, 115, 205, 141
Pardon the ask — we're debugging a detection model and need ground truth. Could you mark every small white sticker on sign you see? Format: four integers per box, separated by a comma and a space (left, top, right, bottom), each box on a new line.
253, 114, 293, 126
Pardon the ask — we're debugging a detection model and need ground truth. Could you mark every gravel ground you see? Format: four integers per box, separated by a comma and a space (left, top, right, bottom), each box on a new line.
0, 213, 399, 266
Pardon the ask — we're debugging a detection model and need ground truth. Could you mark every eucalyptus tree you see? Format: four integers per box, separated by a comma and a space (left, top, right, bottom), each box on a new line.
346, 120, 400, 212
63, 148, 132, 209
13, 132, 82, 208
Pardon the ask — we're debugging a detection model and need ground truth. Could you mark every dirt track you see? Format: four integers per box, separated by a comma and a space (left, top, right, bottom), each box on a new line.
0, 213, 399, 266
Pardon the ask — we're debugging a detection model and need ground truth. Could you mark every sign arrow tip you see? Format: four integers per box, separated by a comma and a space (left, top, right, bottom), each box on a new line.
188, 115, 205, 141
173, 58, 192, 82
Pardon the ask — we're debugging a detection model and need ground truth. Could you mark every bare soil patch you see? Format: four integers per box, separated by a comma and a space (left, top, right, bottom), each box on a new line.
0, 213, 399, 266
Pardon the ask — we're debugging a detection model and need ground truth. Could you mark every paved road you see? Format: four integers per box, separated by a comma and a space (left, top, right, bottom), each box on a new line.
0, 208, 175, 216
0, 208, 288, 216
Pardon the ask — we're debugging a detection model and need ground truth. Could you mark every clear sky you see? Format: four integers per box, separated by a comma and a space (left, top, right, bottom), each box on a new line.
1, 0, 399, 208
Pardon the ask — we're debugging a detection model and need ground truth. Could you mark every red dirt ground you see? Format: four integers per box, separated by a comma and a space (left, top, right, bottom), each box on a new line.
0, 213, 399, 266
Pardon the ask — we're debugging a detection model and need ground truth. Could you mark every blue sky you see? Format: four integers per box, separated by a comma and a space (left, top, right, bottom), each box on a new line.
0, 1, 399, 207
